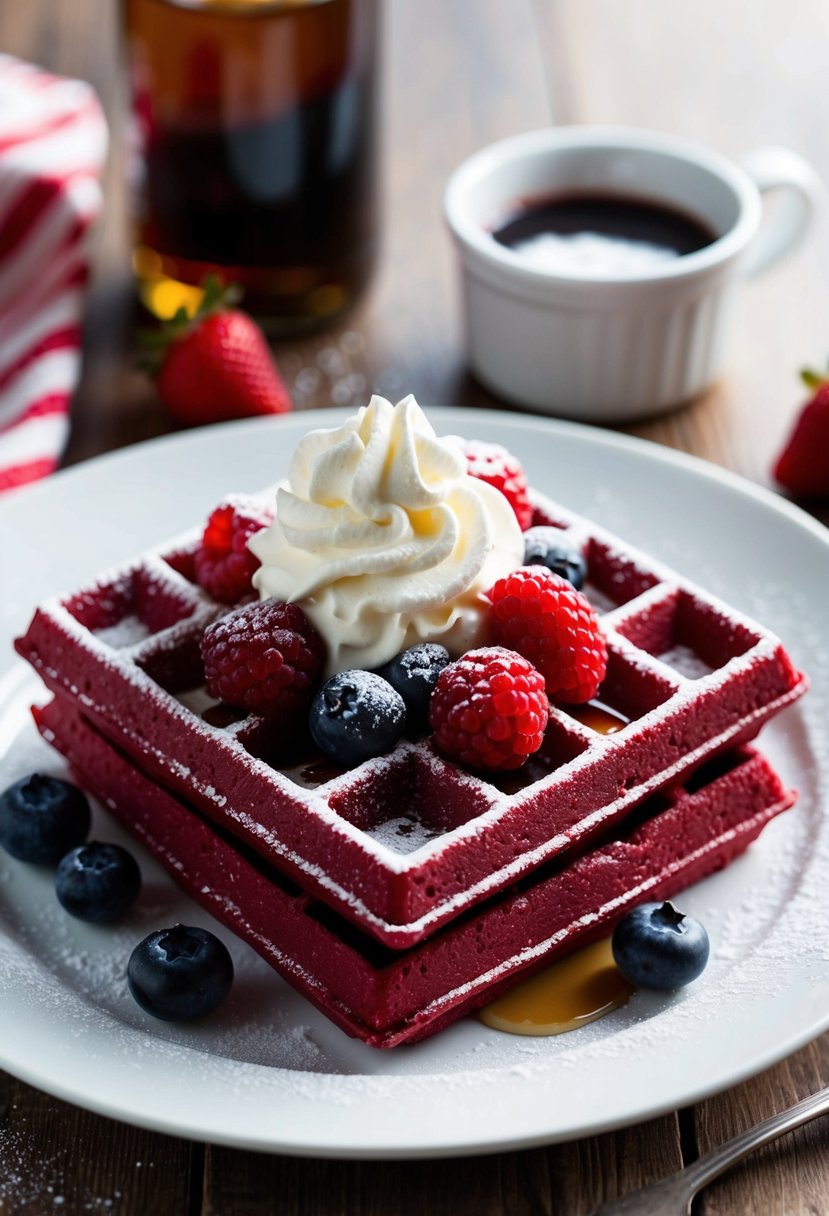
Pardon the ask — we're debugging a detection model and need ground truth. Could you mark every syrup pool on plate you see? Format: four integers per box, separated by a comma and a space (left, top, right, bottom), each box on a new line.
480, 938, 635, 1037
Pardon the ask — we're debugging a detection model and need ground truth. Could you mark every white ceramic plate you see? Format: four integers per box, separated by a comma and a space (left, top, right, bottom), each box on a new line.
0, 408, 827, 1160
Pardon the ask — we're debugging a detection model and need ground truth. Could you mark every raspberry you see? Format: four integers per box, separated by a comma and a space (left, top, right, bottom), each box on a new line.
201, 599, 325, 719
194, 497, 274, 604
487, 567, 607, 704
461, 439, 534, 530
429, 647, 549, 771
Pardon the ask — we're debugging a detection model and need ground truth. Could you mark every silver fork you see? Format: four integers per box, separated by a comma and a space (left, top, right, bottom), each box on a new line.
586, 1085, 829, 1216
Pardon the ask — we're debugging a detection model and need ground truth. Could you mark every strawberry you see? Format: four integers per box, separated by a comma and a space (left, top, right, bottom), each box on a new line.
773, 368, 829, 500
142, 277, 292, 426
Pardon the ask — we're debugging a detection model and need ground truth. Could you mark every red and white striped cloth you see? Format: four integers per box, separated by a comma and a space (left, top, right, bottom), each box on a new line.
0, 54, 107, 493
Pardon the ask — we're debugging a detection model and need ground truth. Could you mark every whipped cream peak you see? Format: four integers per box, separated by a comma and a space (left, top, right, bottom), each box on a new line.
250, 395, 525, 674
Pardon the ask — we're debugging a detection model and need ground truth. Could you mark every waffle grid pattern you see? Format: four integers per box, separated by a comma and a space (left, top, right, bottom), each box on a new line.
15, 492, 806, 948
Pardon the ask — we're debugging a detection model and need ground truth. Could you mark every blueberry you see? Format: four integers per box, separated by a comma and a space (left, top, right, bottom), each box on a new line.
523, 528, 587, 589
612, 900, 710, 990
0, 774, 91, 865
127, 924, 234, 1022
55, 841, 141, 923
309, 670, 406, 768
375, 643, 450, 730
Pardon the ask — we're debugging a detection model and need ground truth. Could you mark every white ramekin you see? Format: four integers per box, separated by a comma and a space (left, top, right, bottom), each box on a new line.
445, 126, 822, 421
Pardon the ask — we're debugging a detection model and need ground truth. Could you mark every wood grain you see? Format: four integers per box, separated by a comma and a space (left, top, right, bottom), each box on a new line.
0, 1070, 195, 1216
203, 1115, 683, 1216
0, 2, 827, 1214
693, 1039, 829, 1215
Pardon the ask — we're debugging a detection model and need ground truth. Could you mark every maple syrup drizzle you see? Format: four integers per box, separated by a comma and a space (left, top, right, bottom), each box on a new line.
281, 755, 345, 789
479, 938, 634, 1037
481, 704, 633, 1036
201, 702, 246, 729
567, 699, 629, 735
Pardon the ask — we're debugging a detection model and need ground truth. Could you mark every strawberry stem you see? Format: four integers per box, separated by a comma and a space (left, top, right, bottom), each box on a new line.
800, 365, 829, 391
138, 274, 244, 375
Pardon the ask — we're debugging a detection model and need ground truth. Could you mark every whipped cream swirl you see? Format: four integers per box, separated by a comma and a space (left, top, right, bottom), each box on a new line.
249, 394, 524, 674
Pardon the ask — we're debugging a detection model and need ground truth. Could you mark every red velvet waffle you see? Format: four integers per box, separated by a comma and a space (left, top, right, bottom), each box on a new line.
14, 490, 807, 947
36, 695, 794, 1048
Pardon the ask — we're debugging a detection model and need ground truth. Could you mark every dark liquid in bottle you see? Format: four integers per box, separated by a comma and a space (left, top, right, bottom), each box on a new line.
492, 193, 717, 275
123, 0, 380, 331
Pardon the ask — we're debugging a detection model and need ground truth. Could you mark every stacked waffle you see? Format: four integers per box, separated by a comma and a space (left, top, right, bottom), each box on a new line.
16, 489, 806, 1047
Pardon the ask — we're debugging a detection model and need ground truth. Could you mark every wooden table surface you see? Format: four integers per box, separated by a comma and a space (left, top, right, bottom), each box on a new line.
1, 2, 828, 1213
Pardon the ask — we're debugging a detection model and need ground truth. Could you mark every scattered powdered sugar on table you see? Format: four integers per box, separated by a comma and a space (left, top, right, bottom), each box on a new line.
0, 1113, 127, 1212
0, 1119, 73, 1212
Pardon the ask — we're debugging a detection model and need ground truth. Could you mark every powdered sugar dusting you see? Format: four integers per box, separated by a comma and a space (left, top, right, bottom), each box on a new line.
657, 643, 714, 680
365, 816, 441, 854
93, 614, 151, 649
0, 433, 828, 1157
0, 1115, 126, 1212
1, 640, 824, 1088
